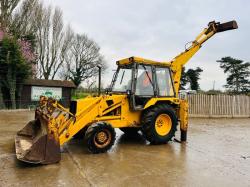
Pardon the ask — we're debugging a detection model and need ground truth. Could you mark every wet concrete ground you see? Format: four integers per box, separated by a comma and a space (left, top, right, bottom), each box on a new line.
0, 111, 249, 187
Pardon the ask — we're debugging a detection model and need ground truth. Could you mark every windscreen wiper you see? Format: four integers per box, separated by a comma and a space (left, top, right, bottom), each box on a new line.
120, 70, 125, 84
142, 65, 153, 86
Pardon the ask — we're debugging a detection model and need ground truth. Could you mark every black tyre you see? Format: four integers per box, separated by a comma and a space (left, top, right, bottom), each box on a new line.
119, 127, 139, 135
85, 122, 116, 154
141, 104, 178, 144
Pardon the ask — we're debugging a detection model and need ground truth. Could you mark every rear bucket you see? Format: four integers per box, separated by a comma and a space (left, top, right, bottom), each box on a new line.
15, 117, 61, 164
216, 20, 238, 32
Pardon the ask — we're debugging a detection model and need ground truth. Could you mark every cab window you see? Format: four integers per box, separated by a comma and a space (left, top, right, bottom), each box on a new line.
135, 65, 154, 96
156, 67, 175, 96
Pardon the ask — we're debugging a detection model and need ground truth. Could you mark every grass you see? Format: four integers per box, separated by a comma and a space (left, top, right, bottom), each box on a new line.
71, 91, 101, 100
72, 92, 89, 100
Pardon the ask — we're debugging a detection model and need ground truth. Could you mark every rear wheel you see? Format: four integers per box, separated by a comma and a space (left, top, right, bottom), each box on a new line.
85, 122, 116, 153
141, 104, 178, 144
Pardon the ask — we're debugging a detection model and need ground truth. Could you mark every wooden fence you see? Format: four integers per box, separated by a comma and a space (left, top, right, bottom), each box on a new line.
187, 94, 250, 118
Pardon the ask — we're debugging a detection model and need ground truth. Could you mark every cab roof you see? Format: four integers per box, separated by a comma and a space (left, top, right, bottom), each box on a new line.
116, 56, 171, 67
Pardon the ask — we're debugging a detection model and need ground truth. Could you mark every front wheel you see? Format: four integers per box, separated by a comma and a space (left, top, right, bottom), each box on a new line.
141, 104, 178, 144
85, 122, 116, 154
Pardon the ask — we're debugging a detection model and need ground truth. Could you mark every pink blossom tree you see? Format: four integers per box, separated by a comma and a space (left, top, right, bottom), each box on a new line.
18, 39, 36, 76
0, 29, 36, 109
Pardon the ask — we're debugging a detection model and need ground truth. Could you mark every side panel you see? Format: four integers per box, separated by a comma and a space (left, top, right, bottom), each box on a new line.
96, 95, 141, 128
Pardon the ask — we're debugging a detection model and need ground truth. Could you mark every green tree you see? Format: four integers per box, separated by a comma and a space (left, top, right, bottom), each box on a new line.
181, 67, 203, 90
205, 89, 223, 95
217, 57, 250, 93
0, 36, 31, 109
180, 67, 188, 90
0, 76, 5, 109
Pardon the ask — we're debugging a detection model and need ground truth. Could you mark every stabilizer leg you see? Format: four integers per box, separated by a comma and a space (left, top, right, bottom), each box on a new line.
179, 99, 189, 142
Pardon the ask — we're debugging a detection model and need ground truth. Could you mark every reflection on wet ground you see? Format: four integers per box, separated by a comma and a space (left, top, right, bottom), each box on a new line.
0, 111, 250, 186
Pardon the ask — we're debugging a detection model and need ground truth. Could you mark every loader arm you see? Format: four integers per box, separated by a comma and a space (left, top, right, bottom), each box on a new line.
170, 20, 238, 93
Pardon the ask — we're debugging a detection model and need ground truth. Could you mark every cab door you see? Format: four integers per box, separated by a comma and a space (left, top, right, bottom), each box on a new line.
155, 67, 175, 97
130, 64, 157, 110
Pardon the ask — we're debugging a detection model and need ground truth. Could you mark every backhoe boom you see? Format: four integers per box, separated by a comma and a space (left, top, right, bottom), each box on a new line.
170, 20, 238, 93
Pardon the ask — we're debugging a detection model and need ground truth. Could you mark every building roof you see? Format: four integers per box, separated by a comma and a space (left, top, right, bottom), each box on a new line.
116, 56, 171, 67
24, 79, 76, 88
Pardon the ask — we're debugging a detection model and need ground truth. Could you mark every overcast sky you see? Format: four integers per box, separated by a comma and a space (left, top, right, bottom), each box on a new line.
43, 0, 249, 90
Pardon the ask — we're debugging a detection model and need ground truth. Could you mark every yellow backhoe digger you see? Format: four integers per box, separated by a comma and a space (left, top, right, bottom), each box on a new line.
15, 20, 238, 164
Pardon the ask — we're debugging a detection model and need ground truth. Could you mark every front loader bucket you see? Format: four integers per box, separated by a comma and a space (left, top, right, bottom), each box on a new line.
15, 117, 61, 164
15, 96, 75, 164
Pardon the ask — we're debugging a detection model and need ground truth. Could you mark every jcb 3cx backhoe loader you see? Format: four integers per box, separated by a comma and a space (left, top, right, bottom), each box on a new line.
15, 20, 238, 164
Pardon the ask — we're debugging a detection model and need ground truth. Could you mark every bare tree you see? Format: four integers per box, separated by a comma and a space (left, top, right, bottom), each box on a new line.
51, 25, 74, 79
65, 34, 106, 87
10, 0, 38, 36
0, 0, 20, 29
34, 4, 73, 79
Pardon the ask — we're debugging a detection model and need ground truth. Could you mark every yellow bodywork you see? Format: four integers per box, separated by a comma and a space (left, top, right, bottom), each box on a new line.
179, 99, 189, 131
117, 56, 171, 67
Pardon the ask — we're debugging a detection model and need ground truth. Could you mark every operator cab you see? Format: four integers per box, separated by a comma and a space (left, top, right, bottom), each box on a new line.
110, 57, 176, 110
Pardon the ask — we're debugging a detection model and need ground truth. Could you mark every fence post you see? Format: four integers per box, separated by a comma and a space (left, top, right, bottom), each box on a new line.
232, 95, 235, 118
209, 95, 213, 118
248, 96, 250, 118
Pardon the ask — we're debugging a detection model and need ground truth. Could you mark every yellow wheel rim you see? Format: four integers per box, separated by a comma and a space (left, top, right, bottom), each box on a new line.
94, 130, 112, 148
155, 114, 172, 136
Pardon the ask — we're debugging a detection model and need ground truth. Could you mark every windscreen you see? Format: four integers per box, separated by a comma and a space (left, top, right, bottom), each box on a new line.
112, 67, 132, 92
